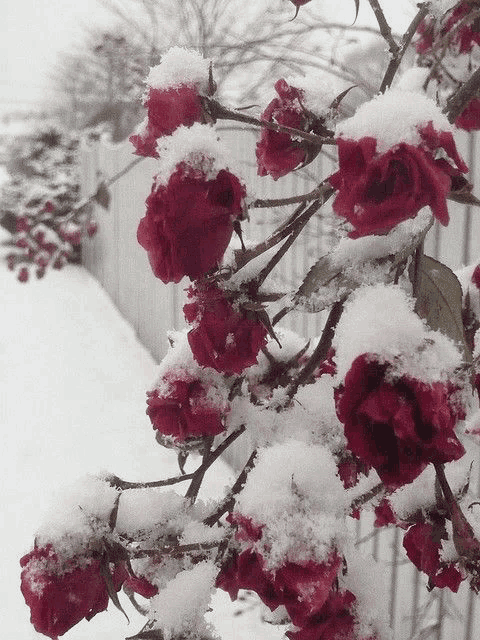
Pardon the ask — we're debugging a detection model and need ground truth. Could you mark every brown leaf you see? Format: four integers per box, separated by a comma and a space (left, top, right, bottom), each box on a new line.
100, 562, 129, 622
411, 255, 471, 362
353, 0, 360, 23
94, 181, 111, 210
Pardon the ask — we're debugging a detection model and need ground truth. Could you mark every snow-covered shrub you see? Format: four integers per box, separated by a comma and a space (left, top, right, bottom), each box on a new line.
19, 2, 480, 639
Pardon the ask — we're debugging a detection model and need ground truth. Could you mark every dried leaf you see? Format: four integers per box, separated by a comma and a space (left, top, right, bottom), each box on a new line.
329, 86, 357, 111
411, 255, 471, 362
94, 181, 111, 210
294, 254, 355, 313
178, 451, 188, 475
109, 493, 121, 530
126, 631, 164, 640
100, 562, 129, 622
353, 0, 360, 23
447, 189, 480, 207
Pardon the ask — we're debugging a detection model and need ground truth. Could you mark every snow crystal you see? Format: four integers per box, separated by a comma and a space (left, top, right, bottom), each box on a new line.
35, 474, 120, 558
428, 0, 458, 18
331, 210, 432, 267
234, 441, 349, 567
149, 561, 218, 640
285, 72, 338, 119
389, 457, 472, 520
333, 284, 462, 383
154, 123, 246, 187
395, 67, 431, 93
340, 551, 392, 640
146, 47, 210, 91
336, 89, 452, 153
115, 489, 187, 539
152, 330, 229, 412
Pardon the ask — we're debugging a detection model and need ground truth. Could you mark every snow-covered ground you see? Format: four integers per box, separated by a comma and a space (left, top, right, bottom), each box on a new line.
1, 258, 281, 640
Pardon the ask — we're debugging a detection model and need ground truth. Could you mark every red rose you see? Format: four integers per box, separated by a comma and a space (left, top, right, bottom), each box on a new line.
286, 590, 357, 640
445, 3, 480, 54
456, 97, 480, 131
17, 267, 29, 283
129, 120, 159, 158
146, 372, 226, 443
330, 123, 468, 238
256, 79, 328, 180
217, 514, 342, 627
137, 163, 245, 283
147, 85, 204, 138
217, 549, 342, 627
20, 545, 125, 639
403, 522, 464, 591
335, 354, 465, 488
415, 3, 480, 55
184, 284, 268, 374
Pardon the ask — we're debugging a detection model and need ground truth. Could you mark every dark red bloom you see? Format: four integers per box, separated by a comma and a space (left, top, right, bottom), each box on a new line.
330, 123, 468, 238
286, 590, 357, 640
335, 354, 465, 488
336, 451, 369, 490
217, 549, 342, 627
129, 85, 205, 158
129, 121, 160, 158
184, 284, 268, 374
403, 522, 464, 591
217, 514, 342, 627
147, 85, 203, 138
374, 498, 405, 528
20, 545, 125, 639
146, 372, 226, 443
256, 79, 328, 180
445, 3, 480, 54
123, 574, 158, 599
17, 267, 29, 283
137, 163, 245, 283
415, 3, 480, 55
456, 98, 480, 131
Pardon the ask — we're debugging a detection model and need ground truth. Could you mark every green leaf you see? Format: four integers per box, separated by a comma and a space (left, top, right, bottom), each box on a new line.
295, 215, 433, 313
411, 255, 471, 362
94, 181, 111, 210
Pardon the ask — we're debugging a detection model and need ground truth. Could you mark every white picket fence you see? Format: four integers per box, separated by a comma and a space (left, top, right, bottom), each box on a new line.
80, 128, 480, 640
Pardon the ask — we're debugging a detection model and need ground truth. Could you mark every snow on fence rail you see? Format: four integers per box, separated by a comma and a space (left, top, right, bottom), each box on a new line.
80, 129, 480, 640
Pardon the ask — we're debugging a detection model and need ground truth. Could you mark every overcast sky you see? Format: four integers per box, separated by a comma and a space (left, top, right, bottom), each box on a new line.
1, 0, 415, 113
2, 0, 115, 109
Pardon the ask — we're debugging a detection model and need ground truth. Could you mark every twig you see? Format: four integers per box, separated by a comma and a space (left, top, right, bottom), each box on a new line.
248, 184, 328, 209
285, 299, 345, 400
254, 199, 324, 288
445, 65, 480, 123
379, 3, 430, 93
185, 425, 247, 502
205, 98, 336, 146
104, 472, 194, 491
366, 0, 400, 55
203, 450, 258, 526
350, 482, 385, 513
